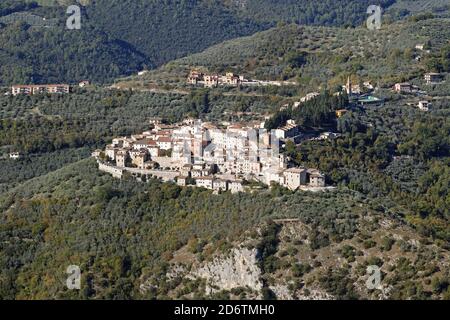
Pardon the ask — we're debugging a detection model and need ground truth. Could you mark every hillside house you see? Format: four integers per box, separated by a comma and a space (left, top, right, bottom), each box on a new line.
418, 101, 430, 111
78, 81, 90, 87
220, 73, 241, 86
9, 152, 21, 160
204, 75, 219, 88
415, 44, 425, 50
394, 82, 412, 93
187, 71, 204, 85
424, 73, 442, 84
130, 150, 148, 169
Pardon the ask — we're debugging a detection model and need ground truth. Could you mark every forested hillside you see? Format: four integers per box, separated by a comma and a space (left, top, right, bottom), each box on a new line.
0, 22, 148, 85
1, 158, 448, 299
169, 18, 450, 88
0, 0, 435, 85
0, 0, 449, 301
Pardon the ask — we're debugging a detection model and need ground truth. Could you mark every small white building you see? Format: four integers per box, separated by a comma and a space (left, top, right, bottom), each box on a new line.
418, 101, 430, 111
229, 180, 244, 194
79, 80, 90, 88
177, 176, 188, 186
319, 132, 340, 140
213, 179, 228, 192
415, 44, 425, 51
425, 73, 442, 84
196, 177, 214, 189
9, 152, 21, 160
191, 169, 203, 178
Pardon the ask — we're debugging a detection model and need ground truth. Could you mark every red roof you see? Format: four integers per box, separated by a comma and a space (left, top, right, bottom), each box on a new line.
157, 137, 172, 143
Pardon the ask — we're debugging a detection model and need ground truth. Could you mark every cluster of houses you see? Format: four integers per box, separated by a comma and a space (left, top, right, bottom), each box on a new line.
187, 70, 296, 88
187, 71, 243, 88
10, 81, 90, 96
393, 72, 445, 112
94, 118, 326, 193
394, 73, 444, 94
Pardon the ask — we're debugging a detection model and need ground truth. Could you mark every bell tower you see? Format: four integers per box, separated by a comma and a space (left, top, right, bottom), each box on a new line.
346, 76, 352, 96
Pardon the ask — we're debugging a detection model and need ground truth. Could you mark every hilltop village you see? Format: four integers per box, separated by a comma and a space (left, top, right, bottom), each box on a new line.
187, 69, 444, 112
93, 118, 327, 193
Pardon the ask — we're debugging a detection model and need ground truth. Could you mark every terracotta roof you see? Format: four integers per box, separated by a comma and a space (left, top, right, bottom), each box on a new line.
157, 137, 172, 143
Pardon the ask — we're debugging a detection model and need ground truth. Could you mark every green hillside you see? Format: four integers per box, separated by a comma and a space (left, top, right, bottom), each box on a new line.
1, 157, 448, 299
119, 16, 449, 103
0, 0, 432, 85
0, 0, 449, 301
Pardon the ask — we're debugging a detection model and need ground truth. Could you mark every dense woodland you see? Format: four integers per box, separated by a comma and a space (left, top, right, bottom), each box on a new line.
264, 91, 349, 130
292, 105, 450, 242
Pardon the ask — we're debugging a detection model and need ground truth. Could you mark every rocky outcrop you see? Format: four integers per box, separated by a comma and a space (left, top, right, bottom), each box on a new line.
190, 247, 263, 296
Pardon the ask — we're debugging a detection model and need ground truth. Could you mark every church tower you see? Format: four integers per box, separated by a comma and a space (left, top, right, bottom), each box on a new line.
346, 76, 352, 96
